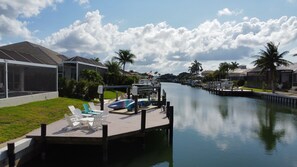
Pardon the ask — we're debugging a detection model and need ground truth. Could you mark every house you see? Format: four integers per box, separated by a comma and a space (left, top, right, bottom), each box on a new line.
0, 41, 107, 107
63, 56, 107, 81
228, 65, 251, 81
246, 63, 297, 90
201, 70, 214, 77
0, 48, 58, 107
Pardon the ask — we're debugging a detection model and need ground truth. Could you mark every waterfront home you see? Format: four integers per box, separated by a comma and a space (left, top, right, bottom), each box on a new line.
228, 65, 251, 81
0, 48, 58, 107
246, 63, 297, 90
63, 56, 107, 81
0, 41, 107, 107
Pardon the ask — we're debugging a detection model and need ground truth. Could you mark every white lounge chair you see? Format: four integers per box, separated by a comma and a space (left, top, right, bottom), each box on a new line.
88, 114, 102, 131
68, 105, 92, 120
64, 114, 81, 131
88, 102, 104, 113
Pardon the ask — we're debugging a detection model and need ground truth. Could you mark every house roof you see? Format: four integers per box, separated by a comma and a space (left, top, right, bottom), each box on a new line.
0, 41, 67, 65
0, 48, 46, 64
201, 70, 214, 76
248, 63, 297, 73
228, 68, 252, 76
64, 56, 107, 68
277, 63, 297, 71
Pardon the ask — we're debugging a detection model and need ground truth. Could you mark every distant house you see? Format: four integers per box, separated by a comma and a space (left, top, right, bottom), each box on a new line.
246, 63, 297, 90
228, 65, 251, 81
201, 70, 214, 77
0, 41, 107, 107
63, 56, 107, 81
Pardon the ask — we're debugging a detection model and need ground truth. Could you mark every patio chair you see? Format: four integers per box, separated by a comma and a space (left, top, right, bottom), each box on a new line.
64, 114, 81, 131
88, 102, 103, 113
68, 105, 92, 119
88, 114, 102, 131
83, 103, 102, 115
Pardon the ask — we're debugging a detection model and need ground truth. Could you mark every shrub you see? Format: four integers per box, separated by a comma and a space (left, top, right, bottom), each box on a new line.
237, 79, 245, 87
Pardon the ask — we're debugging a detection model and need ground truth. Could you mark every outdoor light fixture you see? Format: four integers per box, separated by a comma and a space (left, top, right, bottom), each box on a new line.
131, 86, 138, 96
97, 85, 103, 94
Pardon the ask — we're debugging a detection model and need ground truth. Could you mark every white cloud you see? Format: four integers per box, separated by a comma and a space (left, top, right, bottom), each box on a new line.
217, 8, 242, 17
39, 10, 297, 74
75, 0, 89, 5
0, 15, 31, 39
0, 0, 63, 39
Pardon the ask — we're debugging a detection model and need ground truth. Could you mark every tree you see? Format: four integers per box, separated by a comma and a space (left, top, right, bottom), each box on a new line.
252, 42, 292, 93
80, 69, 103, 83
188, 60, 203, 75
217, 62, 230, 79
105, 60, 121, 75
229, 61, 239, 71
113, 49, 136, 71
91, 57, 100, 62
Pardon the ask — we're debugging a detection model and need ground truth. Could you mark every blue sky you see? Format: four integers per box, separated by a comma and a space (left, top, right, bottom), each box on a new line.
1, 0, 297, 74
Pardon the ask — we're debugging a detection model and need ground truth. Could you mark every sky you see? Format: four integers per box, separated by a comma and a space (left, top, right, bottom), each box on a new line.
1, 0, 297, 74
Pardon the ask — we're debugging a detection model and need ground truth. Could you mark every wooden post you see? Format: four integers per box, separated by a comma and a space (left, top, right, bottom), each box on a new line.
166, 101, 170, 117
127, 87, 131, 99
116, 91, 118, 101
100, 93, 104, 110
162, 95, 166, 106
168, 106, 174, 146
141, 110, 146, 133
7, 143, 15, 167
102, 124, 108, 162
41, 124, 47, 160
134, 95, 138, 114
157, 87, 161, 108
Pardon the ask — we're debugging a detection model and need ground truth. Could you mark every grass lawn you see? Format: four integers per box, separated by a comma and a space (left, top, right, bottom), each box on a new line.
0, 90, 122, 144
104, 90, 125, 99
240, 86, 272, 93
0, 97, 88, 144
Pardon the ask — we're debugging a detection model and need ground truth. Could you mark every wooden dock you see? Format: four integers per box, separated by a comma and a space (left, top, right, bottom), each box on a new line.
26, 108, 170, 145
19, 104, 174, 164
206, 88, 254, 97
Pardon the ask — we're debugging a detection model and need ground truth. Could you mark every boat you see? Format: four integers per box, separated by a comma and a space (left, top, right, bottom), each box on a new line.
107, 99, 134, 110
126, 98, 151, 111
217, 79, 233, 89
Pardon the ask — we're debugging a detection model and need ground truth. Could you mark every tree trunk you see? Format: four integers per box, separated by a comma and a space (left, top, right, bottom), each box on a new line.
271, 71, 275, 93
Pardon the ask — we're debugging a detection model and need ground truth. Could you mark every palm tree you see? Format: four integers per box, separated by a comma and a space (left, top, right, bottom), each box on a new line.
188, 60, 203, 75
252, 42, 292, 93
113, 49, 136, 71
91, 57, 100, 62
104, 60, 121, 75
229, 61, 239, 71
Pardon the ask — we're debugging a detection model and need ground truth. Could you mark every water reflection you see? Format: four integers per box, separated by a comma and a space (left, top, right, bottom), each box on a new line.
256, 103, 285, 153
164, 82, 297, 153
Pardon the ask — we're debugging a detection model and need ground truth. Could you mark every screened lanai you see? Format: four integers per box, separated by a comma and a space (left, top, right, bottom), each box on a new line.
0, 49, 57, 99
63, 56, 107, 81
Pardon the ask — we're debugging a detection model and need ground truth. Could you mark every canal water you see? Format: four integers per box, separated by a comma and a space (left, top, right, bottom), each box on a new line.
23, 82, 297, 167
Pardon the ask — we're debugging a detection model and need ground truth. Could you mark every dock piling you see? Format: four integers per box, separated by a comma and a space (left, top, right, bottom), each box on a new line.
141, 110, 146, 133
168, 106, 174, 146
166, 101, 170, 117
157, 87, 161, 108
41, 123, 47, 160
134, 95, 138, 114
100, 93, 104, 110
7, 143, 15, 167
102, 124, 108, 163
